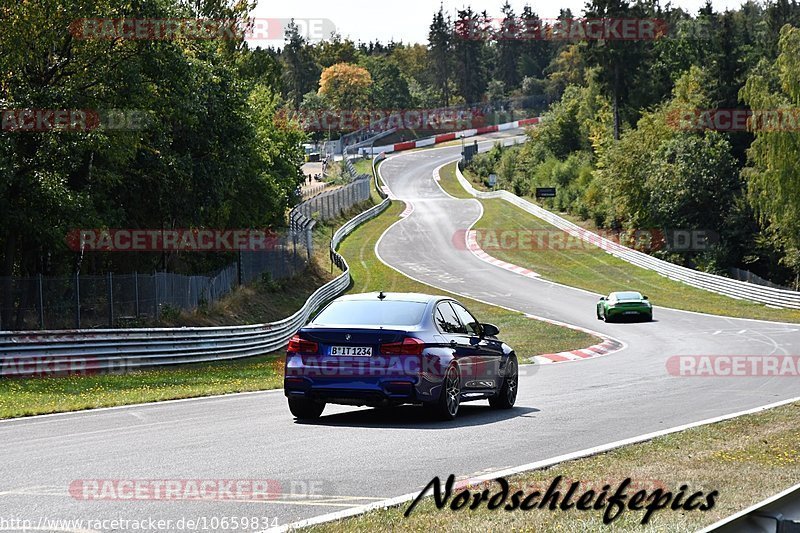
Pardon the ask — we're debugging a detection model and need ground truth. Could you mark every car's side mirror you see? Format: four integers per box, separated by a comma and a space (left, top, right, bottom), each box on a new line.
643, 295, 649, 300
480, 323, 500, 337
599, 297, 606, 301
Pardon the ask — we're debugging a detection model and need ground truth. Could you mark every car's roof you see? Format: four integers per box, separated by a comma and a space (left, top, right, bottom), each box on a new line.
334, 292, 442, 304
610, 291, 643, 298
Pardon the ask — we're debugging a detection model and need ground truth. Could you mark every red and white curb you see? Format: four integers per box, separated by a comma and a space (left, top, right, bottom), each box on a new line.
533, 336, 625, 364
521, 312, 625, 364
465, 230, 540, 279
369, 117, 540, 156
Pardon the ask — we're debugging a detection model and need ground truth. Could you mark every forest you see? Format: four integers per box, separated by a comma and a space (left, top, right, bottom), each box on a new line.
2, 0, 800, 291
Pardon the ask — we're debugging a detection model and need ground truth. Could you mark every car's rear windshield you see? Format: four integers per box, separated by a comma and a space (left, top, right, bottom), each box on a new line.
312, 300, 427, 326
613, 292, 642, 300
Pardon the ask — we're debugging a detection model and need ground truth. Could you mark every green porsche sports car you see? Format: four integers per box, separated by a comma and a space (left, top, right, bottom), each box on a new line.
596, 291, 653, 322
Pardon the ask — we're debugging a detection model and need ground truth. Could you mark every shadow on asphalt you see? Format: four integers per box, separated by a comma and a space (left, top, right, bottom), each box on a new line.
295, 404, 540, 429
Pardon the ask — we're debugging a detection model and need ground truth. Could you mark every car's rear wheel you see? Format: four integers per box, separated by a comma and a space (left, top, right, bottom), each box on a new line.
288, 398, 325, 420
430, 364, 461, 420
489, 354, 518, 409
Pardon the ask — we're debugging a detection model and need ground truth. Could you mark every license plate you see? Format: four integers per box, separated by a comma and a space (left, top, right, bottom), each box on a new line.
623, 311, 640, 315
330, 346, 372, 357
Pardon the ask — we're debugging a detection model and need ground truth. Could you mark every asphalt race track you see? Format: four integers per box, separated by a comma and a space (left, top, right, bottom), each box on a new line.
2, 130, 799, 531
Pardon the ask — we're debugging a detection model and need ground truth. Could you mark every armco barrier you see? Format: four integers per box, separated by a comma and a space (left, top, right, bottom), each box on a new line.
0, 199, 391, 375
454, 164, 800, 309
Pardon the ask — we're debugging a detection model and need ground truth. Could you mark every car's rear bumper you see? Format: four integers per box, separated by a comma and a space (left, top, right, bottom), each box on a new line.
284, 376, 426, 407
607, 306, 652, 317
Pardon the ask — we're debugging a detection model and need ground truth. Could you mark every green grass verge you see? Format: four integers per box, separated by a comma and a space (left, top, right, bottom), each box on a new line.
352, 157, 374, 176
0, 354, 284, 419
440, 162, 800, 323
309, 400, 800, 532
437, 162, 473, 199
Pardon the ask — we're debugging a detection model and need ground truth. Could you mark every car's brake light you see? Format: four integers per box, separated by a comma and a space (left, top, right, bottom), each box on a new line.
380, 337, 425, 355
287, 334, 318, 354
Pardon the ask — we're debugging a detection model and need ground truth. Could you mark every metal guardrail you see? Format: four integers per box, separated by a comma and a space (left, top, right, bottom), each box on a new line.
700, 483, 800, 532
454, 163, 800, 309
0, 198, 391, 375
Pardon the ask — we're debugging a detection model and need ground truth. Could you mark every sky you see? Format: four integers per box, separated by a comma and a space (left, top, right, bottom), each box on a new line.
247, 0, 748, 47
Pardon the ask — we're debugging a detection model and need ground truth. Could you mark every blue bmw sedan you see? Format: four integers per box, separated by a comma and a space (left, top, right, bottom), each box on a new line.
284, 292, 518, 420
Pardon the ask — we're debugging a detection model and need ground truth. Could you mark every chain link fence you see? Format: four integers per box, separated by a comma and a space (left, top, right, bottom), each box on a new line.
0, 237, 309, 331
2, 164, 374, 331
288, 174, 373, 264
293, 179, 371, 221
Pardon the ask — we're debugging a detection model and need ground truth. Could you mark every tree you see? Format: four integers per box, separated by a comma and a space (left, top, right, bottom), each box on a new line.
314, 33, 360, 68
318, 63, 372, 110
594, 66, 710, 228
517, 5, 551, 80
363, 58, 412, 109
494, 1, 520, 89
740, 24, 800, 281
0, 0, 157, 326
242, 84, 306, 225
486, 80, 507, 104
296, 91, 331, 140
581, 0, 649, 139
237, 46, 282, 91
646, 133, 738, 232
392, 44, 438, 107
281, 20, 321, 108
392, 43, 430, 87
428, 6, 453, 106
0, 0, 312, 327
453, 7, 489, 104
544, 44, 586, 99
